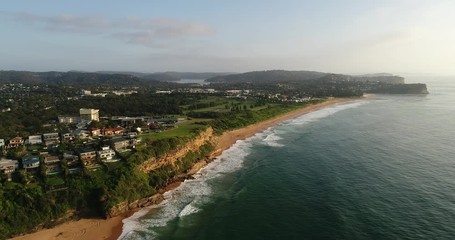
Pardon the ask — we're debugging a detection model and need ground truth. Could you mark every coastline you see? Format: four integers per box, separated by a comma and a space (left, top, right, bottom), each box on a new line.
12, 98, 358, 240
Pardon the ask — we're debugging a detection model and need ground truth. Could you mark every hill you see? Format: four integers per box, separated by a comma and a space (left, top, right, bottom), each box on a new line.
206, 70, 405, 84
0, 71, 143, 86
206, 70, 328, 83
97, 71, 234, 81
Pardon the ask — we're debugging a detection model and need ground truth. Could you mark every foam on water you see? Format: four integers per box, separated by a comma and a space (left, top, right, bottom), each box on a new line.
119, 137, 256, 239
119, 100, 368, 240
287, 101, 367, 126
260, 129, 284, 147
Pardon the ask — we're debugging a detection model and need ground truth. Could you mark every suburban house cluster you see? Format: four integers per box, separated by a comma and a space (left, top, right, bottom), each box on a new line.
0, 108, 183, 181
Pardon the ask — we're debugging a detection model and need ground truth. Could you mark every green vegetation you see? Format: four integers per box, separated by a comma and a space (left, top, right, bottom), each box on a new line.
209, 100, 323, 134
0, 69, 394, 239
141, 119, 209, 141
148, 143, 214, 189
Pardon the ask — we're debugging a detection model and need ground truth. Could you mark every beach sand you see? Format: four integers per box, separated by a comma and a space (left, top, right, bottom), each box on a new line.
12, 98, 356, 240
12, 216, 124, 240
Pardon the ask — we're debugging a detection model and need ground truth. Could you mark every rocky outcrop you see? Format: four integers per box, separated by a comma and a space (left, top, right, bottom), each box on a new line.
107, 194, 164, 218
137, 127, 215, 173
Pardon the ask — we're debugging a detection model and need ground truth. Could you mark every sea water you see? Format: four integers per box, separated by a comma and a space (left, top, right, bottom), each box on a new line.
120, 77, 455, 240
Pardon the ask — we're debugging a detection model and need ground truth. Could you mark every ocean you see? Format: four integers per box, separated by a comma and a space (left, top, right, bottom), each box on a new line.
119, 77, 455, 240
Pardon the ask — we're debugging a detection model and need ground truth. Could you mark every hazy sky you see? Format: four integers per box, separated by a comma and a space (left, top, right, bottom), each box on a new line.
1, 0, 454, 75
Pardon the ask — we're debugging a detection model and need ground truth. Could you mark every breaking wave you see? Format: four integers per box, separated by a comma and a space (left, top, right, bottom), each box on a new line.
286, 101, 367, 126
118, 100, 367, 239
119, 137, 256, 240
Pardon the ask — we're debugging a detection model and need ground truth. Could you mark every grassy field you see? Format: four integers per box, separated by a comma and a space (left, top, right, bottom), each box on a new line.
186, 97, 269, 113
142, 96, 318, 141
141, 119, 211, 141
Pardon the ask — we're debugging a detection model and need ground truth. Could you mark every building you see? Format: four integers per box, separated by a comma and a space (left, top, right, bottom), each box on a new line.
0, 139, 5, 148
110, 138, 131, 151
78, 148, 97, 165
156, 90, 172, 94
8, 136, 24, 148
58, 116, 80, 124
90, 128, 101, 137
75, 129, 90, 139
61, 133, 76, 143
80, 108, 99, 121
27, 135, 43, 145
81, 89, 91, 96
63, 152, 80, 167
22, 154, 40, 170
0, 158, 18, 173
103, 127, 124, 136
97, 146, 118, 162
0, 158, 18, 181
43, 154, 60, 164
42, 154, 62, 175
112, 90, 137, 95
43, 133, 60, 146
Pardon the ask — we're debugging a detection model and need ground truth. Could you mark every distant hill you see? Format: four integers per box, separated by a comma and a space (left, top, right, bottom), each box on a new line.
356, 73, 394, 77
206, 70, 328, 83
351, 75, 404, 84
153, 72, 235, 81
206, 70, 405, 84
97, 71, 234, 81
0, 71, 143, 86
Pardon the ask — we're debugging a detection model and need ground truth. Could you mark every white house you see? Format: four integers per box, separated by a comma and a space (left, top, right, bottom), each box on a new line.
27, 135, 43, 145
0, 158, 18, 180
43, 133, 60, 145
97, 146, 118, 162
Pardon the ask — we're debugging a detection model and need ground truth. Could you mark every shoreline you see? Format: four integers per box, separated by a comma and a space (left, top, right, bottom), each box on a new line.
12, 98, 358, 240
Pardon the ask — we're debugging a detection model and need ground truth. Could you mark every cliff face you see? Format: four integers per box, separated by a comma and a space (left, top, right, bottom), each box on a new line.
107, 194, 164, 218
107, 127, 216, 217
368, 83, 429, 94
138, 127, 215, 173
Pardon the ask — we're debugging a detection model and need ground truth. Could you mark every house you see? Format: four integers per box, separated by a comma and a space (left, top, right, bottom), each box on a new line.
0, 158, 18, 173
43, 154, 62, 175
27, 135, 43, 145
61, 132, 76, 143
81, 89, 91, 96
149, 121, 160, 129
8, 136, 24, 148
78, 148, 97, 165
63, 152, 80, 167
103, 127, 124, 136
43, 154, 60, 164
80, 108, 99, 121
90, 128, 101, 137
43, 133, 60, 146
110, 138, 131, 151
63, 152, 82, 174
97, 146, 118, 162
75, 129, 90, 139
22, 154, 40, 170
0, 158, 18, 181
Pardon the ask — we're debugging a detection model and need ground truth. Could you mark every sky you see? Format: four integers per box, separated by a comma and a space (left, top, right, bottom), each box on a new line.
1, 0, 454, 75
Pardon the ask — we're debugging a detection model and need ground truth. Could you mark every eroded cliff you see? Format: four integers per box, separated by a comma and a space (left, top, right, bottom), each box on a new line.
137, 127, 216, 173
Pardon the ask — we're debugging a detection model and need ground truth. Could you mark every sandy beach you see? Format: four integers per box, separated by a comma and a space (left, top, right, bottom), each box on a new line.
12, 98, 356, 240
